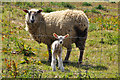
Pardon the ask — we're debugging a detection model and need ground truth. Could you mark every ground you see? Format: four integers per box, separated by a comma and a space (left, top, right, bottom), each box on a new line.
1, 2, 119, 78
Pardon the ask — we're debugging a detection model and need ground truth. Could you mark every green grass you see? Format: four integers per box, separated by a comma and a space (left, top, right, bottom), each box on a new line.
2, 30, 118, 78
1, 2, 119, 78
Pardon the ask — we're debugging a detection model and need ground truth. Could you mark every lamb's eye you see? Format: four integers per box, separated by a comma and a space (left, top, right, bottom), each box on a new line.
60, 37, 62, 39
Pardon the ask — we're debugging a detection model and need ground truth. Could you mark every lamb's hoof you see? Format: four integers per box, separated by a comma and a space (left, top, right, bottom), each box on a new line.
52, 69, 56, 72
48, 60, 51, 63
61, 68, 64, 72
63, 60, 69, 63
61, 70, 64, 72
58, 67, 60, 70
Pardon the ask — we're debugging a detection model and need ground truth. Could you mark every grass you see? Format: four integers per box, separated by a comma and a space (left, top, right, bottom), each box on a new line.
1, 2, 119, 78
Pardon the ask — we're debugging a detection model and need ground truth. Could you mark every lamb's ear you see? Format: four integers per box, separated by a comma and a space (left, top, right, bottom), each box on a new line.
64, 34, 69, 39
23, 10, 29, 13
37, 10, 42, 13
53, 33, 58, 39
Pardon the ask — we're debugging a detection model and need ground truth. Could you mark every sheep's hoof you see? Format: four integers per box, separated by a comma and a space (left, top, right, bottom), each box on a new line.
78, 61, 82, 64
63, 60, 69, 63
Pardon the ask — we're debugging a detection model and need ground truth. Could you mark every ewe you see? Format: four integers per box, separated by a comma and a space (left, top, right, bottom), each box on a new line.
23, 9, 89, 63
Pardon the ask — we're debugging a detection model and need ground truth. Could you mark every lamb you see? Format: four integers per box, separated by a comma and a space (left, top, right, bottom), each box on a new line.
51, 33, 69, 71
23, 9, 89, 63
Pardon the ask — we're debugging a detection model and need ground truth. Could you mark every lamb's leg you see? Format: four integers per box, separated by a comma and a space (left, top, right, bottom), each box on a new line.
64, 46, 72, 63
58, 53, 64, 72
51, 53, 56, 71
47, 45, 52, 62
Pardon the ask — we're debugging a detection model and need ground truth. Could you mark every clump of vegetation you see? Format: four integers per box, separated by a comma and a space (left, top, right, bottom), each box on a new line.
84, 9, 91, 13
50, 2, 75, 9
61, 2, 75, 9
89, 23, 100, 32
91, 8, 101, 14
14, 2, 36, 9
95, 5, 106, 11
82, 2, 92, 6
103, 32, 118, 45
42, 7, 54, 13
111, 2, 116, 3
3, 59, 19, 78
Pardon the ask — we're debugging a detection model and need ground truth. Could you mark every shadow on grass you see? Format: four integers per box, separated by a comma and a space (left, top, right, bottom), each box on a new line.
41, 60, 108, 71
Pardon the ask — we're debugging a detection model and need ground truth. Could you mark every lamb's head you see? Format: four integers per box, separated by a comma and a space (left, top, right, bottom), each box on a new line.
53, 33, 69, 45
23, 9, 42, 23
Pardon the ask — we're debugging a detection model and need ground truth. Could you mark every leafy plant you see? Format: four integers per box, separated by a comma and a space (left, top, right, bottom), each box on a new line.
111, 2, 116, 3
4, 59, 19, 78
15, 2, 36, 9
50, 2, 75, 9
91, 8, 101, 14
61, 2, 75, 9
84, 9, 91, 13
43, 7, 54, 13
95, 5, 106, 11
102, 32, 118, 45
82, 2, 92, 6
89, 23, 100, 31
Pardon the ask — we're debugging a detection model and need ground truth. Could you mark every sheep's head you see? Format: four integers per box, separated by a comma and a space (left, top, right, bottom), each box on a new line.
23, 9, 42, 23
53, 33, 69, 45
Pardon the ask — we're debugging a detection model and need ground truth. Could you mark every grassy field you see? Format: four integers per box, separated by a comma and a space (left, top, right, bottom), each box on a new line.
1, 2, 119, 78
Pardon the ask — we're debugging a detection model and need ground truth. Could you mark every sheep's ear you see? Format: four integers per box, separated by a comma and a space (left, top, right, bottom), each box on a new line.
53, 33, 58, 39
23, 10, 29, 13
37, 10, 42, 13
64, 34, 69, 39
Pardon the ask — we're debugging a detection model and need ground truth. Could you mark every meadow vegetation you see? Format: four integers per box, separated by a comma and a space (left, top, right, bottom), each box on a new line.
1, 2, 119, 78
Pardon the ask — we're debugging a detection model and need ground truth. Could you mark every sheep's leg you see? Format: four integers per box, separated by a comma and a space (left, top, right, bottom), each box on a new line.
51, 52, 56, 71
64, 46, 72, 63
74, 27, 88, 64
47, 45, 52, 62
58, 53, 64, 72
78, 35, 87, 64
78, 46, 85, 64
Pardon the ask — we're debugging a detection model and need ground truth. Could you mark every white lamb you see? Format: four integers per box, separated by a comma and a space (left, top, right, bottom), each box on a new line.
51, 33, 69, 72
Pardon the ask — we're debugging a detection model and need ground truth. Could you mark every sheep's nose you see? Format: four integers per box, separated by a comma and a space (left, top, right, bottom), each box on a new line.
31, 20, 35, 23
60, 41, 63, 44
